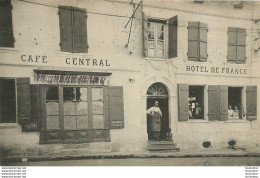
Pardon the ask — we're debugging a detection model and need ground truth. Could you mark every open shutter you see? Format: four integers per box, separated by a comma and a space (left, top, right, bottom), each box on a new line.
199, 22, 207, 62
73, 7, 88, 53
168, 16, 178, 58
58, 6, 73, 52
30, 85, 41, 131
143, 12, 148, 57
109, 86, 124, 129
178, 84, 189, 121
16, 78, 31, 125
246, 86, 257, 121
219, 85, 228, 121
236, 28, 246, 64
227, 27, 237, 62
0, 0, 14, 47
208, 85, 219, 121
188, 22, 199, 61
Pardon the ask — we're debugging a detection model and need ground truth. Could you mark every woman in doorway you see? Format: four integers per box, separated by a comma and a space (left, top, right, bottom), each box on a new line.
146, 101, 162, 140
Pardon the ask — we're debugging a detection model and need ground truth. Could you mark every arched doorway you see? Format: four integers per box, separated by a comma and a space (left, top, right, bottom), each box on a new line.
146, 82, 169, 140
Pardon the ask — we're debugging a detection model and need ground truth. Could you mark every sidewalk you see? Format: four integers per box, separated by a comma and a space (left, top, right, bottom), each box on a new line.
3, 146, 260, 164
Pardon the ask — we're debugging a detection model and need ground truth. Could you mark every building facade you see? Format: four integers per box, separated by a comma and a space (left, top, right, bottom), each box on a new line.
0, 0, 259, 158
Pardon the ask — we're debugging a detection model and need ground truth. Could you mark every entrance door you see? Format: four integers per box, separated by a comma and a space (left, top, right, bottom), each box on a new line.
146, 83, 169, 140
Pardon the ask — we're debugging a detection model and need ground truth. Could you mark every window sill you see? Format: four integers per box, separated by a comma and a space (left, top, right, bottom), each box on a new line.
223, 61, 249, 67
0, 47, 19, 54
224, 119, 248, 123
0, 123, 20, 129
186, 119, 209, 123
57, 51, 91, 57
184, 60, 213, 65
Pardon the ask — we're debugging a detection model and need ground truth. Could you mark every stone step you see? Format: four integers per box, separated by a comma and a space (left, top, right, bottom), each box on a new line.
147, 141, 180, 152
148, 140, 174, 145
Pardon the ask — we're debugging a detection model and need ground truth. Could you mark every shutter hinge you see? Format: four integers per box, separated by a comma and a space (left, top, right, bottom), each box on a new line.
13, 37, 15, 42
245, 33, 247, 36
59, 42, 61, 46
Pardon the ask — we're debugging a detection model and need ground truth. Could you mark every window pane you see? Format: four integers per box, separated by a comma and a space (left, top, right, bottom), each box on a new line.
63, 87, 75, 101
76, 102, 88, 115
92, 115, 104, 129
46, 102, 59, 115
92, 88, 103, 101
46, 116, 59, 129
46, 86, 58, 101
157, 40, 164, 48
189, 86, 204, 119
157, 32, 164, 40
148, 48, 155, 57
148, 31, 154, 40
64, 102, 76, 115
64, 116, 76, 129
157, 48, 164, 58
157, 23, 164, 31
77, 115, 88, 129
148, 22, 155, 31
148, 40, 155, 48
79, 88, 88, 101
92, 101, 103, 114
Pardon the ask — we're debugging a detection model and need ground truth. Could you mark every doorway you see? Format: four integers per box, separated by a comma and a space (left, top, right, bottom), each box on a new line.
146, 83, 169, 141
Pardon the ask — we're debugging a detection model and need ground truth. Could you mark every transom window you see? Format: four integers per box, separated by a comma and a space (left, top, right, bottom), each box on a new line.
148, 21, 166, 58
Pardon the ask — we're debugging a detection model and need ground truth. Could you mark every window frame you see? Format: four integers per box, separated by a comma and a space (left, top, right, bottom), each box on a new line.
147, 19, 167, 58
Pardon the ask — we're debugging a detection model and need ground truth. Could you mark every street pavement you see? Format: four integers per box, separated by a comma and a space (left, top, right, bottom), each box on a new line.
4, 157, 260, 166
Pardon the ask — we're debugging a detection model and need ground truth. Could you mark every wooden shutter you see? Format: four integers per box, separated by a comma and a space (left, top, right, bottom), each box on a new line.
108, 86, 124, 129
199, 22, 208, 62
219, 85, 228, 121
143, 12, 148, 57
73, 7, 88, 53
188, 22, 199, 61
236, 28, 246, 64
0, 0, 14, 47
16, 78, 31, 125
208, 85, 219, 121
178, 84, 189, 121
30, 85, 41, 130
227, 27, 237, 62
58, 6, 73, 52
246, 86, 257, 121
168, 16, 178, 58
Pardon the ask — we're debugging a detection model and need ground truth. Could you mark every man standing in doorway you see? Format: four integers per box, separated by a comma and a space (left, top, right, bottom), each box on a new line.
146, 101, 162, 140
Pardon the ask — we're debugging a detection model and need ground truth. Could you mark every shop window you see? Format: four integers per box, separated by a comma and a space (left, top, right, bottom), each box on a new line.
63, 87, 88, 129
58, 6, 88, 53
228, 87, 244, 119
0, 79, 16, 123
0, 0, 14, 48
189, 86, 204, 119
227, 27, 246, 64
143, 14, 178, 58
46, 86, 59, 129
188, 21, 208, 62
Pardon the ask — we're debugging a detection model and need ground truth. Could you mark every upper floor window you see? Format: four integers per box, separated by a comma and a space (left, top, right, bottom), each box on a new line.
227, 27, 246, 64
188, 21, 208, 62
58, 6, 88, 53
0, 0, 14, 48
143, 13, 178, 59
147, 20, 166, 58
